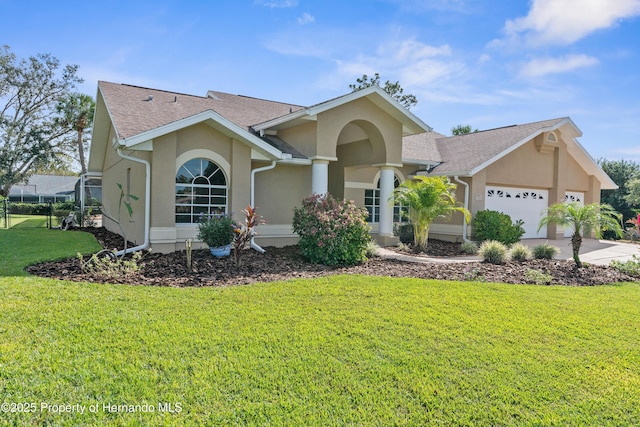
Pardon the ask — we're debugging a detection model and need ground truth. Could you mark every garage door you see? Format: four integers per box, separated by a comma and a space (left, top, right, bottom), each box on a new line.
485, 186, 548, 239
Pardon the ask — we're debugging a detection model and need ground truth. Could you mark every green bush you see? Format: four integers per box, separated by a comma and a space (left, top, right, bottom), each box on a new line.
611, 255, 640, 277
9, 202, 51, 215
478, 240, 508, 264
532, 242, 559, 260
525, 269, 553, 285
292, 193, 371, 266
460, 240, 479, 255
510, 242, 532, 262
473, 210, 525, 245
197, 214, 235, 248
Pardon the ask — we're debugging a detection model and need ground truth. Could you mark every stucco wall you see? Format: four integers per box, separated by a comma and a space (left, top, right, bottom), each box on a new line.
101, 125, 148, 247
254, 163, 311, 225
316, 98, 403, 164
485, 139, 555, 189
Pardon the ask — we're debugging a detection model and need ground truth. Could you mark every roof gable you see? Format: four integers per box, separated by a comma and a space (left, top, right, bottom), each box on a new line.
252, 86, 432, 136
402, 117, 616, 190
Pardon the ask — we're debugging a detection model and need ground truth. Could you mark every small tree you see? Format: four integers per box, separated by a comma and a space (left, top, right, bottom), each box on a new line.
391, 176, 470, 252
349, 73, 418, 109
538, 202, 623, 267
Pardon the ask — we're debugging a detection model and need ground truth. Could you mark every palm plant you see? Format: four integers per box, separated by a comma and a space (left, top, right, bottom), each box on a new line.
538, 202, 623, 267
391, 176, 470, 252
55, 93, 95, 174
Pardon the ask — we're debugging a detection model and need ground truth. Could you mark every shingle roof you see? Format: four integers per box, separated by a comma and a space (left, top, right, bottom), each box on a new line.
402, 118, 569, 173
10, 174, 78, 195
98, 81, 304, 140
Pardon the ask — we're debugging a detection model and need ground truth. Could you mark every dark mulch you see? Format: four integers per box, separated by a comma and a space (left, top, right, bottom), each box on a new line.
25, 227, 638, 287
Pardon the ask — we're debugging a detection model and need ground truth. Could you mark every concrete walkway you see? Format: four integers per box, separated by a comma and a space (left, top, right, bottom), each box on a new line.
378, 238, 640, 266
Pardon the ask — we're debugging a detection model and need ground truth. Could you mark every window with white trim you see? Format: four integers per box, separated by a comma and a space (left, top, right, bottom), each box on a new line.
175, 158, 227, 224
364, 175, 404, 223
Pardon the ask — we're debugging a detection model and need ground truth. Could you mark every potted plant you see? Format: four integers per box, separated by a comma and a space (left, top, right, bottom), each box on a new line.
197, 214, 234, 257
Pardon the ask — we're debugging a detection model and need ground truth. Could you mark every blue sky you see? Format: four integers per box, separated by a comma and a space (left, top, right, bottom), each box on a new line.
2, 0, 639, 161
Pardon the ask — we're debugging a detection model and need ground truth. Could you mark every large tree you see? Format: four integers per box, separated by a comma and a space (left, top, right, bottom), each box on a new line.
55, 93, 95, 174
0, 46, 82, 197
349, 73, 418, 109
598, 158, 640, 224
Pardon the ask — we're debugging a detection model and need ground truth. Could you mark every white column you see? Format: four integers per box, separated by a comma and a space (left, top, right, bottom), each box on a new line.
379, 167, 394, 237
311, 160, 329, 195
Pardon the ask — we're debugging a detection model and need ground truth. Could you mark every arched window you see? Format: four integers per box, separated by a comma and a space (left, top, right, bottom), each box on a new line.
364, 175, 404, 223
175, 158, 228, 223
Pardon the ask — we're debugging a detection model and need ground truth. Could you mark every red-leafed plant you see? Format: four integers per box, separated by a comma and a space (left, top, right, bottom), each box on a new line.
232, 205, 265, 267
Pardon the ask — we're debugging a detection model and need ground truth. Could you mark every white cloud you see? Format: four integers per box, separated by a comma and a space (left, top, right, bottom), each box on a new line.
297, 12, 315, 25
254, 0, 297, 8
519, 54, 599, 77
505, 0, 640, 46
332, 38, 461, 88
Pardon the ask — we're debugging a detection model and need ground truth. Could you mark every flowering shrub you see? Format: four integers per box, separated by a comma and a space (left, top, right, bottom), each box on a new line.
292, 193, 371, 266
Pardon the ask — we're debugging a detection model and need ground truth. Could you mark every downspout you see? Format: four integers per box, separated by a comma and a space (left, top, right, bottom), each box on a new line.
115, 147, 151, 256
250, 160, 277, 253
453, 175, 470, 242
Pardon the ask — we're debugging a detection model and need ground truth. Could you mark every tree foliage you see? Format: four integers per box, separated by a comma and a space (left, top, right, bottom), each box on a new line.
451, 124, 477, 135
349, 73, 418, 109
391, 175, 470, 252
55, 93, 95, 174
538, 202, 623, 267
598, 158, 640, 224
0, 45, 82, 196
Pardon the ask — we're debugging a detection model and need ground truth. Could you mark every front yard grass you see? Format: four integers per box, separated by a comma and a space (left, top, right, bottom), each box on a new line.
1, 228, 639, 426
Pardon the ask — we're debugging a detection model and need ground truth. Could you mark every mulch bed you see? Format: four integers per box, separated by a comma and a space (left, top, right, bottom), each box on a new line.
26, 227, 639, 287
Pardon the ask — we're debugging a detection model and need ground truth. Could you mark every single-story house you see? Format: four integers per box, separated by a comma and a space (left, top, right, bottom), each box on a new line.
9, 174, 78, 203
88, 81, 616, 253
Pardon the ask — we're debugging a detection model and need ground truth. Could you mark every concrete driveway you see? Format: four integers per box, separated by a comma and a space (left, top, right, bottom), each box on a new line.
378, 238, 640, 266
520, 238, 640, 266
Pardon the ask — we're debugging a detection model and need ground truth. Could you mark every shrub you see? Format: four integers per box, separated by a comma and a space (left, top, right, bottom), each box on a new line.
9, 202, 51, 215
394, 223, 414, 244
365, 240, 380, 258
79, 250, 143, 280
478, 240, 508, 264
525, 269, 553, 285
292, 193, 371, 266
460, 240, 479, 255
532, 242, 559, 260
197, 214, 235, 248
510, 242, 532, 262
611, 255, 640, 277
473, 210, 525, 245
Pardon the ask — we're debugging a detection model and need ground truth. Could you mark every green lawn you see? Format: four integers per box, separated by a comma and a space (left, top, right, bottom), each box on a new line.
1, 228, 639, 426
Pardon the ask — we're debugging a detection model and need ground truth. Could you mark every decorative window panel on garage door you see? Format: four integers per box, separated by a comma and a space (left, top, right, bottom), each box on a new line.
485, 186, 548, 239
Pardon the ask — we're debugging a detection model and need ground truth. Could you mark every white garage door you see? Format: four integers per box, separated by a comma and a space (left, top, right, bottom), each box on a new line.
485, 186, 548, 239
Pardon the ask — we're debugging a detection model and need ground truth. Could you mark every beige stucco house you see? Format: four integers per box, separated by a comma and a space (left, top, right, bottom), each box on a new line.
87, 81, 616, 253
